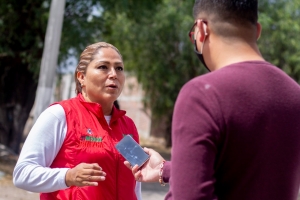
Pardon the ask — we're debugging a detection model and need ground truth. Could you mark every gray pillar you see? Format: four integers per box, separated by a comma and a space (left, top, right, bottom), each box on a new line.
34, 0, 66, 122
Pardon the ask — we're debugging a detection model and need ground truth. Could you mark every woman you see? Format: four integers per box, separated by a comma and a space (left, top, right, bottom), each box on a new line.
13, 42, 142, 200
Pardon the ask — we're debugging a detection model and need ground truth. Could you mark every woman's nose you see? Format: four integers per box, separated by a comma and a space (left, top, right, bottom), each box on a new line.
108, 68, 117, 78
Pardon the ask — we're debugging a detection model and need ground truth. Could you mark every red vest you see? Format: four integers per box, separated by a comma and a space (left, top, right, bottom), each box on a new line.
40, 94, 138, 200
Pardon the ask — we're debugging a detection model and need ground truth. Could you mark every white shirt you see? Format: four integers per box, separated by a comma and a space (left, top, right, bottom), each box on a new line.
13, 104, 142, 199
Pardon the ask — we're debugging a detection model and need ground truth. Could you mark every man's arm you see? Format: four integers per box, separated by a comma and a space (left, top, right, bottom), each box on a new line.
167, 80, 222, 200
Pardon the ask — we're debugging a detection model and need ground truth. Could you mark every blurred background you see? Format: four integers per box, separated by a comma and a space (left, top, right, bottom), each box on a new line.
0, 0, 300, 199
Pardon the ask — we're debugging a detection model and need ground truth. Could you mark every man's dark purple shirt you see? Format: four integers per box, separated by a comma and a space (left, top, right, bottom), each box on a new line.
164, 61, 300, 200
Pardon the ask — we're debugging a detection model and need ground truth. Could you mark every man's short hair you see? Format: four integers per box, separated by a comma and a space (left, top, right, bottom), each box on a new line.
193, 0, 258, 25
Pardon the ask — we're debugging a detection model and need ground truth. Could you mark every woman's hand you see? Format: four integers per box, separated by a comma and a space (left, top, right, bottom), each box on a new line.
65, 163, 106, 187
124, 147, 165, 182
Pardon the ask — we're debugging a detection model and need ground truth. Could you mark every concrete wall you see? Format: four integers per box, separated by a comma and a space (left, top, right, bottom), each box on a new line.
118, 75, 151, 140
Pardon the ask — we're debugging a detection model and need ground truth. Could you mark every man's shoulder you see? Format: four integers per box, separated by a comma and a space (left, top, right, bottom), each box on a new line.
182, 61, 281, 93
191, 61, 279, 83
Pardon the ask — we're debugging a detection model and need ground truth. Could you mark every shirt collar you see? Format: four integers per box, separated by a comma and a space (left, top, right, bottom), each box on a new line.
77, 93, 126, 124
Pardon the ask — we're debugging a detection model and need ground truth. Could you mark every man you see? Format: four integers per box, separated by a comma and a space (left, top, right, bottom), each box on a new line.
126, 1, 300, 199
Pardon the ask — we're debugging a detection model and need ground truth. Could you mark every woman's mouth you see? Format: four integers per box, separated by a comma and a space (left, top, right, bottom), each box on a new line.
107, 84, 117, 89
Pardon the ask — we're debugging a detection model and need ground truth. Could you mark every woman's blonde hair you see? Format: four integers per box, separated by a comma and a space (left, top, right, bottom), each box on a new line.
74, 42, 122, 94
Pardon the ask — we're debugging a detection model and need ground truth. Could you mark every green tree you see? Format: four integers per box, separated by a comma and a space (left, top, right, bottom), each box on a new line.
104, 0, 300, 146
258, 0, 300, 82
103, 0, 206, 146
0, 1, 49, 153
0, 0, 161, 153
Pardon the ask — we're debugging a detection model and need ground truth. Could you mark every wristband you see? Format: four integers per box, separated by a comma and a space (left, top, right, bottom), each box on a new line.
158, 160, 166, 186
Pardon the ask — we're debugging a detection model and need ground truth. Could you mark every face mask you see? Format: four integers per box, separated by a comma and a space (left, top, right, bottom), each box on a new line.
193, 38, 210, 72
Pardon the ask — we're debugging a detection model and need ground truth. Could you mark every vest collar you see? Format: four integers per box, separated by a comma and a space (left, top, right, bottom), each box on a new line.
77, 93, 126, 124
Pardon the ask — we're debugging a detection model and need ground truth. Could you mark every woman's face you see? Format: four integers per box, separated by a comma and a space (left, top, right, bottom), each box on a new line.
78, 47, 125, 106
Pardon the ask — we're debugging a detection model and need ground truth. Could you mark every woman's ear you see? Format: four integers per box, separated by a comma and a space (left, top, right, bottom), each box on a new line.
256, 22, 262, 41
77, 71, 85, 85
197, 20, 208, 42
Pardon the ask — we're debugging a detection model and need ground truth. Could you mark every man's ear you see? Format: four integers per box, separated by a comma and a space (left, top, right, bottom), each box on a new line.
256, 22, 262, 40
197, 20, 208, 42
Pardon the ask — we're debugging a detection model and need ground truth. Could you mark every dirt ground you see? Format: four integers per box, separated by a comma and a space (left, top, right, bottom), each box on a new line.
1, 144, 300, 200
0, 154, 37, 200
0, 142, 171, 200
0, 172, 169, 200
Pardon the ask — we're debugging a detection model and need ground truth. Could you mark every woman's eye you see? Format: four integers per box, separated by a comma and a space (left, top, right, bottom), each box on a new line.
98, 65, 107, 69
116, 66, 124, 71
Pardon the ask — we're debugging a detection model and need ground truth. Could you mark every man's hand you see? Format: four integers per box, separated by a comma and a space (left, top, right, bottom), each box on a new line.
124, 147, 165, 182
65, 163, 106, 187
